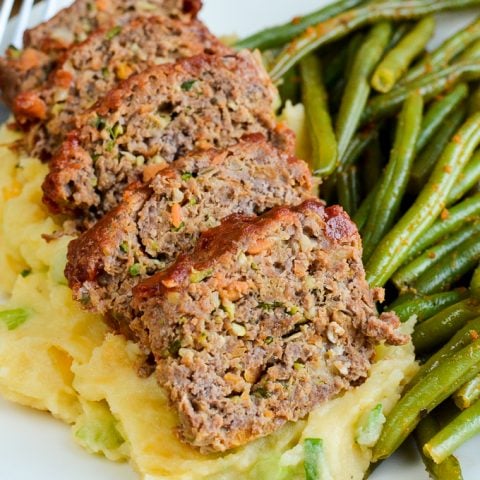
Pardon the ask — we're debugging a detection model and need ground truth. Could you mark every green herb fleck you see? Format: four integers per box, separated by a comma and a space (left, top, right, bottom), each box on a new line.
188, 197, 197, 206
128, 263, 142, 277
259, 301, 284, 311
253, 387, 271, 399
181, 172, 193, 181
106, 26, 122, 40
91, 115, 106, 130
91, 153, 100, 162
189, 268, 213, 283
181, 80, 196, 91
105, 140, 116, 152
107, 122, 123, 140
286, 305, 299, 316
20, 268, 31, 278
0, 308, 30, 331
171, 221, 185, 232
294, 362, 305, 371
169, 339, 182, 357
265, 336, 273, 345
101, 67, 110, 78
120, 241, 129, 253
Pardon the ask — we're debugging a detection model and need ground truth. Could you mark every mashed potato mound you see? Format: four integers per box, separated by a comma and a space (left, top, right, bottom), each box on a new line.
0, 118, 417, 480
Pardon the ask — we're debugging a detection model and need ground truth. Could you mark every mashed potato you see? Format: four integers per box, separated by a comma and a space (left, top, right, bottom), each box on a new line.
0, 117, 417, 480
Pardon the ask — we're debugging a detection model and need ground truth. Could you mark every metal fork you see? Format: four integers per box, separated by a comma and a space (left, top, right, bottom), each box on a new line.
0, 0, 57, 49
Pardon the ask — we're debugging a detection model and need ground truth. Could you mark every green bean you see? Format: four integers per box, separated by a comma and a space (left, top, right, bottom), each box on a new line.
372, 339, 480, 462
454, 374, 480, 410
371, 16, 435, 93
410, 103, 467, 193
413, 234, 480, 295
362, 62, 480, 124
341, 127, 378, 171
404, 16, 480, 83
362, 92, 423, 261
324, 42, 350, 87
412, 299, 480, 354
406, 193, 480, 261
457, 37, 480, 63
424, 399, 480, 464
387, 23, 413, 50
366, 112, 480, 288
299, 55, 337, 176
337, 166, 360, 216
416, 83, 469, 152
278, 66, 300, 106
393, 221, 480, 290
389, 290, 469, 323
336, 22, 392, 159
414, 415, 463, 480
468, 83, 480, 115
471, 264, 480, 299
362, 135, 383, 193
235, 0, 364, 51
408, 317, 480, 390
269, 0, 480, 82
447, 150, 480, 205
353, 186, 376, 231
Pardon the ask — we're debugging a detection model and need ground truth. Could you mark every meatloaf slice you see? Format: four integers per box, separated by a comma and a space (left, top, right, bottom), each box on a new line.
65, 136, 312, 339
132, 200, 407, 452
0, 0, 201, 106
42, 52, 293, 220
13, 16, 228, 160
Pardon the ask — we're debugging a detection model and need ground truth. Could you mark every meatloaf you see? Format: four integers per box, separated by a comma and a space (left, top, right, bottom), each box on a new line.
13, 16, 228, 160
65, 136, 312, 339
42, 52, 293, 220
132, 200, 407, 452
0, 0, 201, 106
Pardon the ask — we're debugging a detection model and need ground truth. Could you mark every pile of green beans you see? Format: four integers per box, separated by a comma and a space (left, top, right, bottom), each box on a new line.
237, 1, 480, 476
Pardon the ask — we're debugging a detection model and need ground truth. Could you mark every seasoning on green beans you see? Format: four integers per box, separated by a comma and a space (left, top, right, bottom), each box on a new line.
412, 233, 480, 295
269, 0, 480, 82
410, 103, 467, 192
393, 221, 480, 290
235, 0, 363, 51
371, 16, 435, 93
408, 316, 480, 390
404, 16, 480, 83
414, 415, 463, 480
335, 22, 392, 159
300, 54, 337, 176
389, 289, 469, 323
447, 150, 480, 205
416, 83, 469, 152
406, 193, 480, 261
457, 36, 480, 63
366, 112, 480, 288
412, 299, 480, 354
373, 339, 480, 462
424, 399, 480, 464
362, 92, 423, 261
362, 61, 480, 124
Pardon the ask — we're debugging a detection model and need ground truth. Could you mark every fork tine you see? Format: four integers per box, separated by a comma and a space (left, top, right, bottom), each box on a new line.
12, 0, 35, 48
43, 0, 58, 22
0, 0, 15, 47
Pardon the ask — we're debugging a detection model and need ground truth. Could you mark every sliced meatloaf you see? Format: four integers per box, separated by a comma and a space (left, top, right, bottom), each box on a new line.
0, 0, 201, 106
132, 200, 407, 452
13, 16, 228, 160
42, 52, 293, 220
65, 136, 312, 338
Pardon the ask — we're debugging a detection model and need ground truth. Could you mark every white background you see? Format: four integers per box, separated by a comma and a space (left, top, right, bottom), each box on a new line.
0, 1, 479, 479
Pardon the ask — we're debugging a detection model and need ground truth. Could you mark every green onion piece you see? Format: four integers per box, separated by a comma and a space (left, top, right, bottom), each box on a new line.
128, 263, 142, 277
189, 268, 213, 283
106, 26, 122, 40
304, 438, 331, 480
181, 80, 197, 91
0, 309, 30, 331
20, 269, 31, 278
355, 403, 386, 448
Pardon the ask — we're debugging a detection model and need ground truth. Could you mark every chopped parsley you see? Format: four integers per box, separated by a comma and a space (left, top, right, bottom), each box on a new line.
189, 268, 213, 283
259, 301, 285, 311
20, 268, 31, 278
181, 172, 193, 181
119, 241, 129, 253
171, 221, 185, 232
168, 339, 182, 357
91, 115, 106, 130
181, 80, 197, 91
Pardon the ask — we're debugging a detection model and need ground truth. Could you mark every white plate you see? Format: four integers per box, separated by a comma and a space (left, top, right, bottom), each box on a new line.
0, 1, 479, 479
